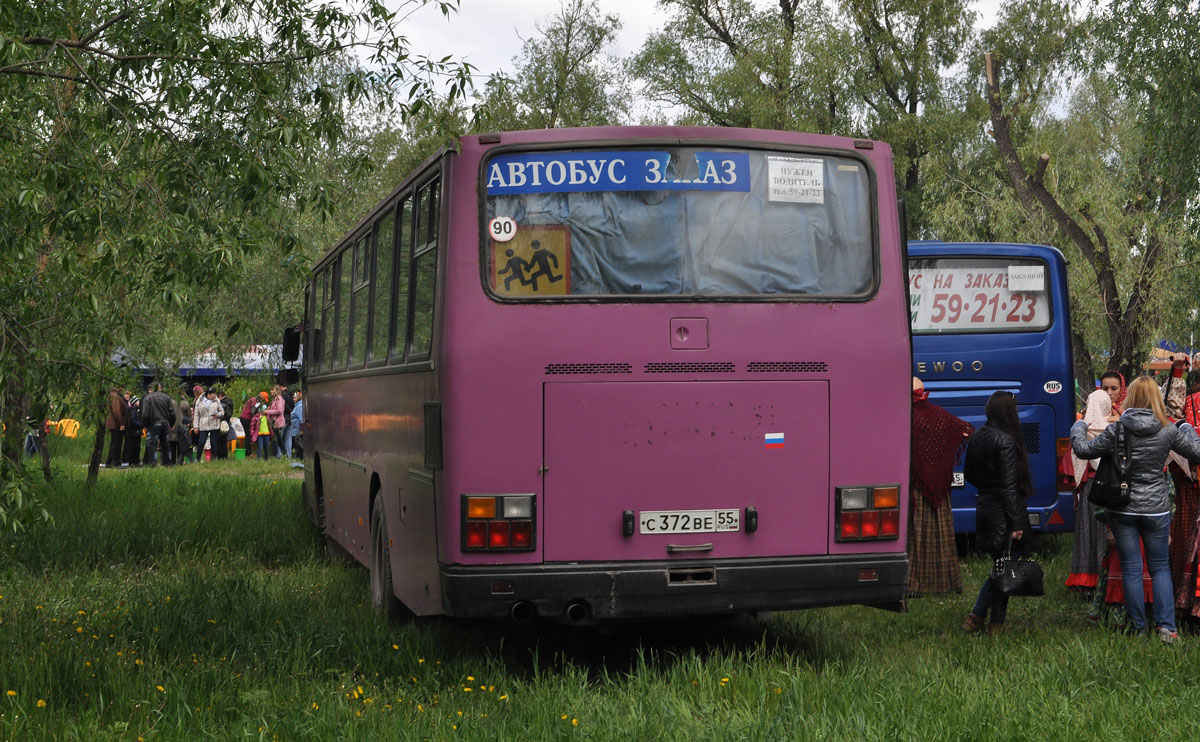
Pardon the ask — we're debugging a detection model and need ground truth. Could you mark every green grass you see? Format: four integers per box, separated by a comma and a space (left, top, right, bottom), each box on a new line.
5, 437, 1200, 739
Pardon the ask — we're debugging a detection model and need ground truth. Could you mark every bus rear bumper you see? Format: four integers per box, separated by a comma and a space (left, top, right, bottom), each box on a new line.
439, 553, 908, 620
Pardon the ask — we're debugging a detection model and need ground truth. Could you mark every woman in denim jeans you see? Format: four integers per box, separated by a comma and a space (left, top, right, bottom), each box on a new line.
962, 391, 1033, 634
1071, 376, 1200, 643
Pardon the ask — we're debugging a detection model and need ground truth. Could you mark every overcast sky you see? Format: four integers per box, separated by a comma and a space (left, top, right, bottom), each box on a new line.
403, 0, 1005, 89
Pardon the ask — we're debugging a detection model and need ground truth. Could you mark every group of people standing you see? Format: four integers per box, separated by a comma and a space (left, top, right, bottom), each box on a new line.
908, 356, 1200, 643
103, 383, 304, 467
1066, 356, 1200, 641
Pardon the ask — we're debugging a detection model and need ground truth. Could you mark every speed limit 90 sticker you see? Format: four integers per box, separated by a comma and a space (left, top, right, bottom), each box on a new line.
488, 216, 517, 242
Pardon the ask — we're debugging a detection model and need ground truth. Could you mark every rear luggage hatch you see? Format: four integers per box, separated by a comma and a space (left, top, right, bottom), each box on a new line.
946, 403, 1056, 511
543, 381, 828, 562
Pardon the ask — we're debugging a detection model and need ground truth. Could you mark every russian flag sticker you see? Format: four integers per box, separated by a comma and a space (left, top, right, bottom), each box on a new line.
764, 433, 785, 449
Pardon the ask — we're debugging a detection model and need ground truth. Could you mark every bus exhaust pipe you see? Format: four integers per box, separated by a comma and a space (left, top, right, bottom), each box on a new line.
564, 601, 589, 623
509, 601, 535, 624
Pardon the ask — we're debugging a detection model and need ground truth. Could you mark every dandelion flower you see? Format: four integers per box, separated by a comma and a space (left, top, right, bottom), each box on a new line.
392, 644, 399, 650
775, 688, 782, 694
37, 700, 46, 708
156, 686, 165, 693
467, 676, 475, 682
7, 690, 16, 697
312, 703, 319, 710
418, 658, 425, 664
721, 677, 729, 683
135, 659, 144, 666
499, 695, 508, 701
572, 719, 579, 726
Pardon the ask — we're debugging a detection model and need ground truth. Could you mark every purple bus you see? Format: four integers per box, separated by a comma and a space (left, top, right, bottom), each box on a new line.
289, 126, 912, 622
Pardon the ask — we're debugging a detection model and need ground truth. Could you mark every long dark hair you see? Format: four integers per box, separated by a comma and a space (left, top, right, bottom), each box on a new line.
985, 391, 1034, 497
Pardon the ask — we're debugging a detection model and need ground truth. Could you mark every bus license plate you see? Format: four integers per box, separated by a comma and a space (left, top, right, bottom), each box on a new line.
639, 509, 740, 535
952, 472, 965, 487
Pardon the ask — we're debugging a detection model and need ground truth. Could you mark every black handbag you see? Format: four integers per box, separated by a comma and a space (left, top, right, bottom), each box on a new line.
990, 538, 1044, 596
1087, 421, 1132, 510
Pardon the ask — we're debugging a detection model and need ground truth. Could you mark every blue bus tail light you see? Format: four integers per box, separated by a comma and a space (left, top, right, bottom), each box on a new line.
462, 495, 536, 552
1056, 437, 1075, 492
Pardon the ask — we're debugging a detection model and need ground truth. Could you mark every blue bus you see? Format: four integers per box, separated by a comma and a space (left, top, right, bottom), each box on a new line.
908, 242, 1075, 533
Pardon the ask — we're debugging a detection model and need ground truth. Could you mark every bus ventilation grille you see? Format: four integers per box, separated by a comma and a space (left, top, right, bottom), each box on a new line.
644, 362, 735, 374
545, 363, 633, 375
1020, 422, 1040, 454
746, 361, 828, 373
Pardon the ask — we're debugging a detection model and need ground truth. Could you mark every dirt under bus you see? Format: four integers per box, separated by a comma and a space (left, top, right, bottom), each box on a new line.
287, 126, 913, 623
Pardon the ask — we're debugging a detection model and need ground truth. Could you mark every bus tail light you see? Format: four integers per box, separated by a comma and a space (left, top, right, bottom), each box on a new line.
835, 485, 901, 542
489, 521, 510, 548
1056, 437, 1075, 492
840, 511, 861, 539
860, 510, 881, 538
511, 521, 533, 548
880, 509, 900, 537
873, 486, 899, 509
462, 495, 536, 552
465, 521, 487, 549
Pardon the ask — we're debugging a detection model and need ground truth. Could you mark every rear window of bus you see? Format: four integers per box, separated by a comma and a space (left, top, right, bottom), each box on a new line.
908, 257, 1052, 333
482, 147, 875, 300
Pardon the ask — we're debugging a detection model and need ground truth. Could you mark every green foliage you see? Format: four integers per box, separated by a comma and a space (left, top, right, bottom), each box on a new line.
475, 0, 629, 131
631, 0, 856, 134
629, 0, 979, 234
0, 0, 470, 516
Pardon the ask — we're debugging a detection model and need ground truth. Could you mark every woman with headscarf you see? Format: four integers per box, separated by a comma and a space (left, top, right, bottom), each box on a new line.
1072, 375, 1200, 642
908, 378, 973, 596
1065, 383, 1120, 590
1086, 371, 1155, 625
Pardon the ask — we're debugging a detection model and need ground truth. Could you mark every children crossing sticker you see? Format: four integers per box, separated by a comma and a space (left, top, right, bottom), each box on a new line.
490, 225, 571, 296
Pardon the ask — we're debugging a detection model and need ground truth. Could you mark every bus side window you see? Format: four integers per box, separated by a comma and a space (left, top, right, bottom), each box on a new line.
312, 276, 321, 372
349, 233, 370, 365
410, 179, 438, 359
334, 252, 351, 369
319, 266, 333, 372
371, 207, 396, 362
391, 195, 413, 362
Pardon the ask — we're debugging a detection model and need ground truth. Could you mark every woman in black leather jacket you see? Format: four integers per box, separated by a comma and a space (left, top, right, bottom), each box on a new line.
1071, 376, 1200, 643
962, 391, 1032, 634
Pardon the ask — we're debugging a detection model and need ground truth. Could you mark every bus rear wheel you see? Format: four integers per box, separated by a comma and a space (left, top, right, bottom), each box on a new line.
369, 498, 411, 622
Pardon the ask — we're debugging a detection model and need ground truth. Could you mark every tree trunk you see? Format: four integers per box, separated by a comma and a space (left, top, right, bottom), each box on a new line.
86, 395, 106, 490
1071, 329, 1094, 412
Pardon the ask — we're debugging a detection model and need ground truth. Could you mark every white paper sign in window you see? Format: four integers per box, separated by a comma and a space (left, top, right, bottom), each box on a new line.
1008, 264, 1045, 292
768, 157, 824, 204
